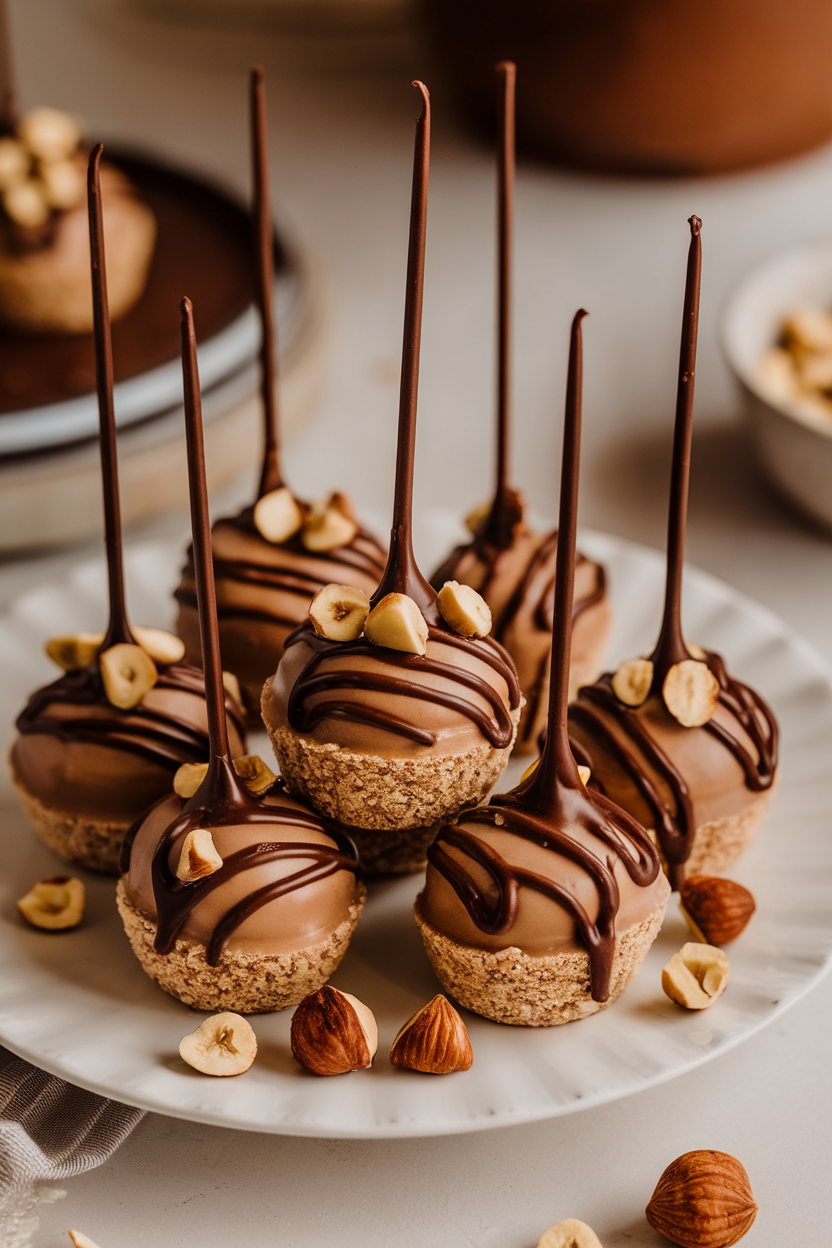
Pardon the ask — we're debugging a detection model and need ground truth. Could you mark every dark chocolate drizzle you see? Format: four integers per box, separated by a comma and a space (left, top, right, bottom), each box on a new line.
127, 299, 359, 965
567, 217, 778, 889
427, 310, 663, 1003
283, 81, 519, 752
251, 65, 282, 500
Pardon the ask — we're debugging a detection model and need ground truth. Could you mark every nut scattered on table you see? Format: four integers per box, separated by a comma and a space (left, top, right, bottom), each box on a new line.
679, 876, 756, 945
646, 1149, 758, 1247
389, 994, 473, 1074
253, 486, 304, 545
662, 942, 730, 1010
99, 642, 157, 709
291, 986, 378, 1076
308, 583, 370, 641
364, 592, 428, 655
18, 876, 85, 930
611, 657, 653, 708
437, 580, 492, 638
176, 829, 223, 883
179, 1012, 257, 1076
662, 659, 719, 728
536, 1218, 604, 1248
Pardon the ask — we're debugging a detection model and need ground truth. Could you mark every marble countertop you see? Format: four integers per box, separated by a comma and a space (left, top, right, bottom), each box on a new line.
6, 1, 832, 1243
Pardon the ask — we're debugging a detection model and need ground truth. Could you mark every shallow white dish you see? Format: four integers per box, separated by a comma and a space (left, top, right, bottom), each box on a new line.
0, 530, 830, 1138
722, 242, 832, 530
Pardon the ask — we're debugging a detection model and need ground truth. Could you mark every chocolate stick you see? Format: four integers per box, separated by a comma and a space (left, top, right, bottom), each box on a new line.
521, 309, 588, 807
88, 145, 134, 651
251, 65, 282, 499
651, 216, 702, 682
482, 60, 516, 549
0, 0, 15, 133
180, 298, 232, 766
370, 80, 437, 618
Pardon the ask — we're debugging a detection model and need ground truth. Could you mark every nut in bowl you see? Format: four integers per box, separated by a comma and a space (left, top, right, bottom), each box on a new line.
723, 241, 832, 531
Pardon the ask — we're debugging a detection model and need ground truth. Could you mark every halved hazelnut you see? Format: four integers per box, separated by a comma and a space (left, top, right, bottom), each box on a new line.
662, 659, 719, 728
537, 1219, 604, 1248
291, 985, 378, 1076
0, 136, 28, 189
18, 876, 84, 930
173, 761, 208, 799
18, 106, 81, 161
662, 941, 730, 1010
437, 580, 492, 638
302, 493, 358, 552
176, 829, 223, 882
45, 631, 104, 671
3, 178, 49, 227
99, 643, 158, 709
364, 593, 428, 656
40, 158, 84, 210
233, 754, 277, 795
389, 995, 473, 1074
252, 487, 304, 545
308, 584, 370, 642
179, 1012, 257, 1076
222, 670, 243, 708
612, 657, 653, 707
69, 1232, 103, 1248
131, 625, 186, 666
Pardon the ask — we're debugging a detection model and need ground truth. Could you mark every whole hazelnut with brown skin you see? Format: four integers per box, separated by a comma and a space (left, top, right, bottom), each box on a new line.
646, 1149, 758, 1247
679, 877, 756, 946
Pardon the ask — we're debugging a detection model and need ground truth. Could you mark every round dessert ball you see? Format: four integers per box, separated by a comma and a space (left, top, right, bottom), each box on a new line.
117, 783, 365, 1013
11, 662, 246, 874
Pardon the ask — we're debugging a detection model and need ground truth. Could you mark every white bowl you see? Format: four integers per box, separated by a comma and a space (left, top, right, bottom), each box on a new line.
723, 242, 832, 530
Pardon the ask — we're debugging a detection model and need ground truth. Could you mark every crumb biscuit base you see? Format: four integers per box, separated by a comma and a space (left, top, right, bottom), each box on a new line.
684, 782, 777, 878
348, 822, 441, 876
414, 894, 668, 1027
265, 700, 521, 832
116, 879, 366, 1013
13, 775, 125, 874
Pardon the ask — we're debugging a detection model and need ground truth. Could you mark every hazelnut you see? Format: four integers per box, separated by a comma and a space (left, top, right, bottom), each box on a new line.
679, 876, 756, 946
290, 985, 378, 1076
252, 486, 304, 545
176, 829, 223, 883
99, 642, 158, 709
222, 669, 243, 708
179, 1012, 257, 1076
3, 179, 49, 228
68, 1232, 103, 1248
662, 659, 719, 728
301, 493, 358, 552
18, 876, 85, 930
232, 754, 277, 795
646, 1149, 758, 1247
537, 1220, 603, 1248
308, 583, 370, 642
611, 657, 653, 708
18, 107, 81, 161
389, 994, 473, 1074
39, 157, 84, 210
45, 631, 104, 671
131, 625, 186, 666
662, 942, 729, 1011
464, 501, 489, 534
364, 592, 428, 656
521, 758, 590, 787
437, 580, 492, 638
783, 307, 832, 354
173, 761, 209, 799
0, 137, 28, 189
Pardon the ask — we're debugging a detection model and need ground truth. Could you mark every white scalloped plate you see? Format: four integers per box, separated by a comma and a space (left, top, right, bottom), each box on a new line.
0, 530, 830, 1137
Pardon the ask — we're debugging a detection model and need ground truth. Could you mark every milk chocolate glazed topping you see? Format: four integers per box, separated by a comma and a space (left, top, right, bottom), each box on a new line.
284, 82, 519, 750
121, 299, 358, 964
16, 149, 244, 768
568, 218, 777, 887
427, 312, 662, 1002
174, 67, 386, 636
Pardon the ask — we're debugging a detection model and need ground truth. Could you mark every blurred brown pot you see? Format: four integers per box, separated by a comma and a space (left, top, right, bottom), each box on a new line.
422, 0, 832, 175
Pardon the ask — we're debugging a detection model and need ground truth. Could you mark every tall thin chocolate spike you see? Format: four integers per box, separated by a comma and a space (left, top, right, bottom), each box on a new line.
482, 60, 516, 549
251, 65, 282, 499
370, 80, 436, 619
650, 215, 702, 683
519, 309, 588, 808
88, 145, 134, 651
0, 0, 15, 132
180, 297, 234, 771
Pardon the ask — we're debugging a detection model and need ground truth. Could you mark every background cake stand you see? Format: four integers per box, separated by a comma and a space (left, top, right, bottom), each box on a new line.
0, 528, 829, 1137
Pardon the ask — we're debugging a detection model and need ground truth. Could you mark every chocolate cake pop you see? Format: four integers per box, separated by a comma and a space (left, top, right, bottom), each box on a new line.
118, 299, 364, 1012
568, 218, 778, 886
0, 15, 155, 334
416, 311, 670, 1026
430, 63, 611, 754
10, 148, 245, 874
175, 67, 386, 718
262, 83, 521, 875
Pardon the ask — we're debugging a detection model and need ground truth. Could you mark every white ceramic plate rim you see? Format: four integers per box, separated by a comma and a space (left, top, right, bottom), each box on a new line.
0, 528, 830, 1138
